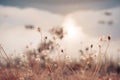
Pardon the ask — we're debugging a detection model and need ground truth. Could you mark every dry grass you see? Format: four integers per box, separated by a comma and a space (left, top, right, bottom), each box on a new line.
0, 27, 120, 80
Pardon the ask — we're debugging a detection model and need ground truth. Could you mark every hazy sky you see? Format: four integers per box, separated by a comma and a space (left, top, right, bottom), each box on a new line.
0, 0, 120, 14
0, 0, 120, 59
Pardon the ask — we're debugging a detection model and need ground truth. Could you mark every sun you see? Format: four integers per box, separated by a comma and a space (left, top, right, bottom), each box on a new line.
62, 16, 84, 39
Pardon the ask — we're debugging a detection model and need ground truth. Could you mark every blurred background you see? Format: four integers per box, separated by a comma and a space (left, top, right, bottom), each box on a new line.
0, 0, 120, 60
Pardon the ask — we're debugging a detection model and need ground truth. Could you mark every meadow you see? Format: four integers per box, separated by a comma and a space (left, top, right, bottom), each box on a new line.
0, 27, 120, 80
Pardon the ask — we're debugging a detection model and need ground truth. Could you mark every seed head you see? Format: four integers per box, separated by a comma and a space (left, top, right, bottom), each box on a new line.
85, 47, 89, 51
61, 49, 64, 53
45, 36, 47, 40
90, 44, 93, 48
108, 35, 111, 41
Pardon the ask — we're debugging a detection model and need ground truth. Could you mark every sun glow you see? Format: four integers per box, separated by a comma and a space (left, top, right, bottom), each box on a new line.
62, 17, 84, 39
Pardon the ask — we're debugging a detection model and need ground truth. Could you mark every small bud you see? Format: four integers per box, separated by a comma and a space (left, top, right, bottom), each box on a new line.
85, 47, 89, 51
108, 35, 111, 41
90, 44, 93, 48
61, 49, 64, 53
45, 36, 47, 40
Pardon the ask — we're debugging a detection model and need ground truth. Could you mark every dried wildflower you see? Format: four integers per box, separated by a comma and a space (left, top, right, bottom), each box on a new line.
37, 40, 54, 53
50, 27, 64, 39
45, 36, 47, 40
90, 44, 93, 48
108, 35, 111, 41
79, 49, 84, 55
85, 47, 89, 51
60, 35, 64, 39
61, 49, 64, 53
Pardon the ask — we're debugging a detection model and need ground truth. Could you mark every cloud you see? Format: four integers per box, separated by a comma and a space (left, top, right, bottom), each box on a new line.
0, 0, 120, 14
1, 0, 120, 5
0, 5, 64, 54
68, 7, 120, 41
0, 6, 63, 29
0, 5, 119, 59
